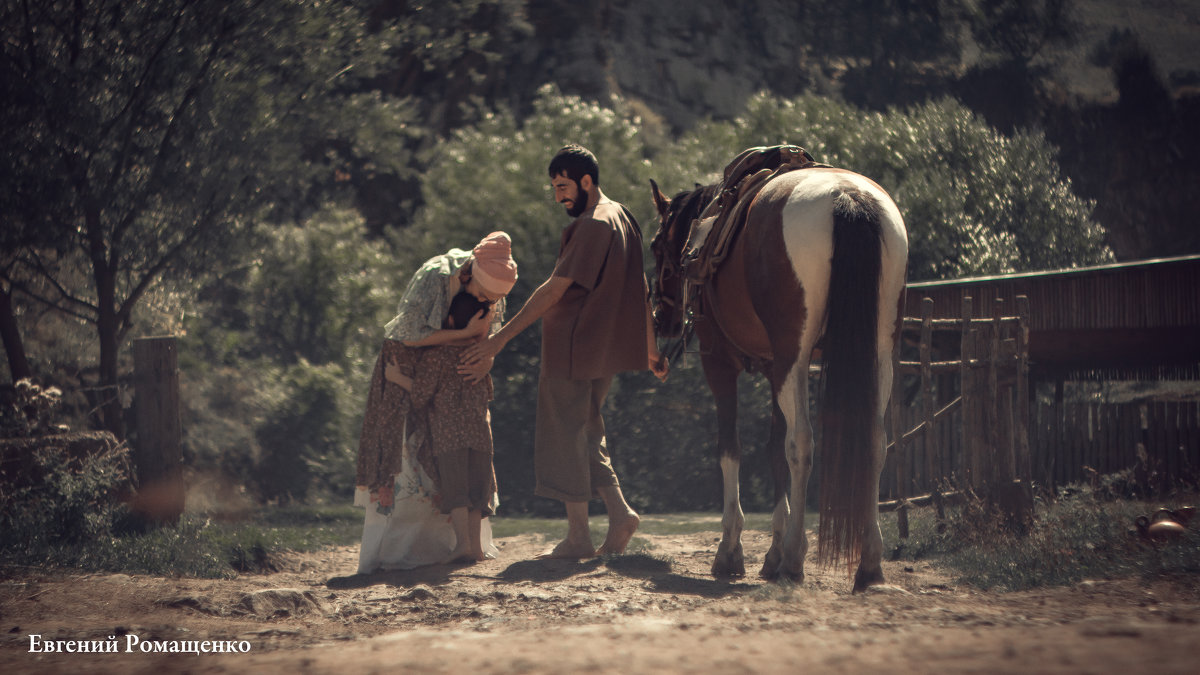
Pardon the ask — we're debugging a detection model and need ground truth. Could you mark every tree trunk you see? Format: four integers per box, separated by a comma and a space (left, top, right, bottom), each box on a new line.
95, 270, 126, 440
0, 286, 33, 383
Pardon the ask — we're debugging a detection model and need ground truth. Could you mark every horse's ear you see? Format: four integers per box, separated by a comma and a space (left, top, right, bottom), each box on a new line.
650, 179, 670, 218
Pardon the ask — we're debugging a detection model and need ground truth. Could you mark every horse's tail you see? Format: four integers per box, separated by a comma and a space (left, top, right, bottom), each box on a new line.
816, 187, 884, 571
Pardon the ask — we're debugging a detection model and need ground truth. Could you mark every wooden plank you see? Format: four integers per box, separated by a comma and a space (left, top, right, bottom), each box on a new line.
920, 297, 938, 491
1150, 402, 1168, 493
1166, 402, 1181, 490
992, 298, 1015, 488
960, 296, 978, 491
1015, 295, 1032, 483
132, 336, 185, 525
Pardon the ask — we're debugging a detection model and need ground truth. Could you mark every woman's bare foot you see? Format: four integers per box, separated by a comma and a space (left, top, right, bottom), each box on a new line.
597, 511, 640, 555
439, 545, 478, 565
536, 537, 596, 560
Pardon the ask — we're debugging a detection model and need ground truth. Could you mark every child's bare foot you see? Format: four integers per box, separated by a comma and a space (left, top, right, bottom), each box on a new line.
536, 538, 595, 560
597, 511, 640, 555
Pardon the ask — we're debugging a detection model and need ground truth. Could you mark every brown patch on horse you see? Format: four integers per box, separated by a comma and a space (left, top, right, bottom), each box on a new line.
702, 213, 775, 363
740, 176, 806, 380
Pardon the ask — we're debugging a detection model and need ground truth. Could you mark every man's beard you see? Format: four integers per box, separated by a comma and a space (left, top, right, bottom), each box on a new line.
565, 181, 590, 218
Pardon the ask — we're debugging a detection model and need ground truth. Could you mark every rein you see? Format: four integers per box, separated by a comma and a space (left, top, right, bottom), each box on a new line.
651, 273, 694, 365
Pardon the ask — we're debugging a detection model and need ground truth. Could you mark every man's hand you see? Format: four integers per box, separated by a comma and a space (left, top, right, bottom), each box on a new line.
458, 353, 494, 384
650, 354, 669, 382
461, 332, 502, 367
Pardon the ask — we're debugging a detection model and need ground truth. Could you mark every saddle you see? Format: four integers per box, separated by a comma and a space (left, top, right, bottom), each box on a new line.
681, 145, 828, 284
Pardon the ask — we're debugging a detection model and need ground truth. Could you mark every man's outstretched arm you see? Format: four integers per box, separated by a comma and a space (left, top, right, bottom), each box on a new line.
458, 275, 573, 381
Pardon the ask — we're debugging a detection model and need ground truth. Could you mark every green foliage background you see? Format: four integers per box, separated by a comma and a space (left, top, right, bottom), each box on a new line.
2, 1, 1118, 519
324, 86, 1107, 514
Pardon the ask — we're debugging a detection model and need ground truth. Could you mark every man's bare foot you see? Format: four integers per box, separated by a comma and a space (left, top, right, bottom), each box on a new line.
597, 511, 640, 555
535, 538, 596, 560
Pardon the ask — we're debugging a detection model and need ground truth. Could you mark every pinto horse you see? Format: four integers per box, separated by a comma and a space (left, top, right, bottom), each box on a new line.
649, 166, 907, 591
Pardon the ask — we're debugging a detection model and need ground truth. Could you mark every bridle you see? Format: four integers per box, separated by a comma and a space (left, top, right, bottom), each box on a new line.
650, 215, 696, 365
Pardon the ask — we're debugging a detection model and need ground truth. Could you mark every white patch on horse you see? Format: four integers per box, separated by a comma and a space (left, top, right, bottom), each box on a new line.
719, 455, 744, 543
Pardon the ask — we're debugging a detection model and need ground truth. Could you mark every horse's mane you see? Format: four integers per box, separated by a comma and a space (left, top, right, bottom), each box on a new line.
665, 184, 719, 244
673, 184, 718, 217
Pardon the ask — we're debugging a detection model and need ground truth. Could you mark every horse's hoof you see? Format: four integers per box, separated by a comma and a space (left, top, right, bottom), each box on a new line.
852, 566, 886, 593
777, 557, 805, 583
778, 566, 804, 584
711, 546, 746, 578
711, 559, 746, 578
760, 547, 782, 579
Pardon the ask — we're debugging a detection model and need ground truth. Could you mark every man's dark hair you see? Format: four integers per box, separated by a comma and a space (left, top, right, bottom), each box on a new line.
444, 290, 488, 329
548, 144, 599, 185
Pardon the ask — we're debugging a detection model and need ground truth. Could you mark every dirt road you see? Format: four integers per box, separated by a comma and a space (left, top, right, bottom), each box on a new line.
3, 524, 1198, 674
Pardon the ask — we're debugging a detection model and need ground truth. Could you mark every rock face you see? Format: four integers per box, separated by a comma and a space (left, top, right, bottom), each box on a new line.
524, 1, 814, 129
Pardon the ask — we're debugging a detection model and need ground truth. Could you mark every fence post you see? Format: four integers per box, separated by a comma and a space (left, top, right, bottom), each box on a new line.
991, 297, 1011, 488
920, 297, 937, 493
960, 295, 979, 492
132, 336, 184, 524
1015, 295, 1032, 484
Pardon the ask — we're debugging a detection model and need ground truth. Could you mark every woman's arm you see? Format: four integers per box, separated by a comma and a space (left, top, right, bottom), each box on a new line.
400, 305, 493, 348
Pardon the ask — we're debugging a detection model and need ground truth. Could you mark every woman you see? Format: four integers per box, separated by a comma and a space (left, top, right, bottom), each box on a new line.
354, 232, 518, 573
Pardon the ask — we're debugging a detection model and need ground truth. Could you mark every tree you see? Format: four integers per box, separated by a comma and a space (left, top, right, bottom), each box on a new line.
0, 0, 414, 436
656, 93, 1111, 280
966, 0, 1078, 70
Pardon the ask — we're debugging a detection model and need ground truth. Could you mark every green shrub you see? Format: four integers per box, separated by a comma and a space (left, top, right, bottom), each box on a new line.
0, 442, 132, 561
253, 360, 359, 504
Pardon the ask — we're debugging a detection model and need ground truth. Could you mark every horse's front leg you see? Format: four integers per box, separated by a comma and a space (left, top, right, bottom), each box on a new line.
704, 353, 745, 578
760, 398, 789, 579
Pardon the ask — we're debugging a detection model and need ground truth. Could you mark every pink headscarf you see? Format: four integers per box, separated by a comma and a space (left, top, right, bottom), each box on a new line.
472, 231, 518, 296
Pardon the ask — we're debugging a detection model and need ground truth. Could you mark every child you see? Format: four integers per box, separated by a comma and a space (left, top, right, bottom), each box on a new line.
407, 290, 499, 563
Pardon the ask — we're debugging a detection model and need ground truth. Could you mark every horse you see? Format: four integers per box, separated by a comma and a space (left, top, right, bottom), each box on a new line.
648, 160, 907, 591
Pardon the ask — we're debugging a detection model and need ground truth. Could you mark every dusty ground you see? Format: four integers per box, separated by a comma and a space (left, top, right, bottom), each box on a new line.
2, 520, 1199, 674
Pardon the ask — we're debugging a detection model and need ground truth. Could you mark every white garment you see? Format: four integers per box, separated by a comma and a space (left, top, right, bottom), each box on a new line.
354, 437, 498, 574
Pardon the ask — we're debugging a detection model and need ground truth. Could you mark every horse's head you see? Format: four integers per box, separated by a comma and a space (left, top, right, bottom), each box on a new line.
648, 179, 715, 338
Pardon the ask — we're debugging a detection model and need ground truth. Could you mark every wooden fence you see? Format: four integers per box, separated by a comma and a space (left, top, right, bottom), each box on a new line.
878, 291, 1036, 533
881, 296, 1200, 503
1031, 400, 1200, 492
881, 295, 1031, 506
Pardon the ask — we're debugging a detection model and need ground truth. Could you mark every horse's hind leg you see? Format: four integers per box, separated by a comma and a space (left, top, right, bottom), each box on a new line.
775, 356, 814, 582
760, 398, 789, 579
853, 346, 894, 592
705, 354, 746, 578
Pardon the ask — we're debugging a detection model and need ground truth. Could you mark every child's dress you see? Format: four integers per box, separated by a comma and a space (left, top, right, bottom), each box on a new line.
354, 340, 499, 574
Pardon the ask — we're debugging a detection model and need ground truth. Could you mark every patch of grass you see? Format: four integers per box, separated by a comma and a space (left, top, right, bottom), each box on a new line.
888, 487, 1200, 591
2, 505, 363, 579
603, 552, 673, 575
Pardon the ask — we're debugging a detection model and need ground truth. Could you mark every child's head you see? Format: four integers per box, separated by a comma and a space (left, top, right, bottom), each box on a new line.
444, 290, 488, 329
